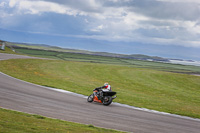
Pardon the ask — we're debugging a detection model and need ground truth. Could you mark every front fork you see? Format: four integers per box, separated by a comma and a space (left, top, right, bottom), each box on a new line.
94, 91, 103, 99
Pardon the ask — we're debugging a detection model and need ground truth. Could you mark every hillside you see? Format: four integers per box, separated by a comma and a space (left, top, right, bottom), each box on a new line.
4, 41, 169, 62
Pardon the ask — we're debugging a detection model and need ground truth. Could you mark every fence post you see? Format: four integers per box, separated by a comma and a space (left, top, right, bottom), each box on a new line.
0, 42, 5, 50
2, 42, 5, 50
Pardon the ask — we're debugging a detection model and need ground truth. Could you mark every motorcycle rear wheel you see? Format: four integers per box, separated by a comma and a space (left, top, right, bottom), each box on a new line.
87, 94, 94, 102
103, 96, 112, 106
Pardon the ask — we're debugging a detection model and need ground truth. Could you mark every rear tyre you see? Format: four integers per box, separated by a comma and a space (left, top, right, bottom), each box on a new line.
103, 96, 112, 106
87, 94, 94, 102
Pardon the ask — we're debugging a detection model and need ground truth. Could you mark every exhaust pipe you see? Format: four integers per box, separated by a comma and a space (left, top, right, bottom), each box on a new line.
112, 96, 117, 99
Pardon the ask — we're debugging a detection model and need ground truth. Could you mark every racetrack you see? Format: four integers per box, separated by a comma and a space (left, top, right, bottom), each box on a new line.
0, 53, 200, 133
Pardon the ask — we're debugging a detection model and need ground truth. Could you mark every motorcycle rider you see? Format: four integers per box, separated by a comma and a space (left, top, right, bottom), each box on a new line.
95, 82, 111, 99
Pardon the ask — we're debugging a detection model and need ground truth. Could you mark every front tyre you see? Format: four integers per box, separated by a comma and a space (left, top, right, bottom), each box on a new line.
103, 96, 112, 106
87, 94, 94, 102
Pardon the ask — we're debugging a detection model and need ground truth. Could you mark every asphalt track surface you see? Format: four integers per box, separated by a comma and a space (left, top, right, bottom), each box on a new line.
0, 53, 200, 133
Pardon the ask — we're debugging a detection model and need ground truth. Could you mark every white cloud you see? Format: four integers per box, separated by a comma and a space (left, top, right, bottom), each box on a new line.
10, 0, 79, 15
85, 19, 89, 23
0, 1, 6, 7
9, 0, 20, 7
157, 0, 200, 3
2, 0, 200, 48
91, 24, 104, 32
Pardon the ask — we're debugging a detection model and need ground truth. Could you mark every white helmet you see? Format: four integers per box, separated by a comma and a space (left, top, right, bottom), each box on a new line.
104, 82, 109, 86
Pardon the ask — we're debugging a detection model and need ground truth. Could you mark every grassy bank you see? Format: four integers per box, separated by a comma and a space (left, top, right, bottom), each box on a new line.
0, 108, 122, 133
0, 59, 200, 118
14, 47, 200, 74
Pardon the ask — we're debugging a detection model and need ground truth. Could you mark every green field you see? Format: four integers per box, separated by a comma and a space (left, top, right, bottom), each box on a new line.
0, 108, 122, 133
0, 59, 200, 119
12, 47, 200, 74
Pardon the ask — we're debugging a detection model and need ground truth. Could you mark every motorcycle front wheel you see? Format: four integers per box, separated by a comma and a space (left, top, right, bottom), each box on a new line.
87, 94, 94, 102
103, 96, 112, 106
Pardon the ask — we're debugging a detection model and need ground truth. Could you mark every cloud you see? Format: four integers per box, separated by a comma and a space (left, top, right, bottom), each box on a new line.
156, 0, 200, 3
0, 1, 6, 7
1, 0, 200, 48
7, 0, 80, 15
135, 0, 200, 21
90, 24, 104, 32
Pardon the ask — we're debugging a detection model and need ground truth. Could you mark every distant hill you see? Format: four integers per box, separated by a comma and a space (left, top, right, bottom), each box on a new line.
4, 40, 169, 62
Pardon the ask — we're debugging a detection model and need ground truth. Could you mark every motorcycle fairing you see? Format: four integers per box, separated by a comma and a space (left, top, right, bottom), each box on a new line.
93, 95, 102, 103
103, 91, 116, 96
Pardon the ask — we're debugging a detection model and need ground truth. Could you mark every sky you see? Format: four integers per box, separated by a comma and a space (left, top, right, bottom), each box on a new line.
0, 0, 200, 61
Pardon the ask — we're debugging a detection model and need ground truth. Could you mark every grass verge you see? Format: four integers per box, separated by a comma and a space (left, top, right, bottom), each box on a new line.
0, 108, 122, 133
0, 59, 200, 118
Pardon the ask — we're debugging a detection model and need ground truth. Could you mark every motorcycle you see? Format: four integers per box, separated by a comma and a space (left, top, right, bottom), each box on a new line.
87, 88, 117, 106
